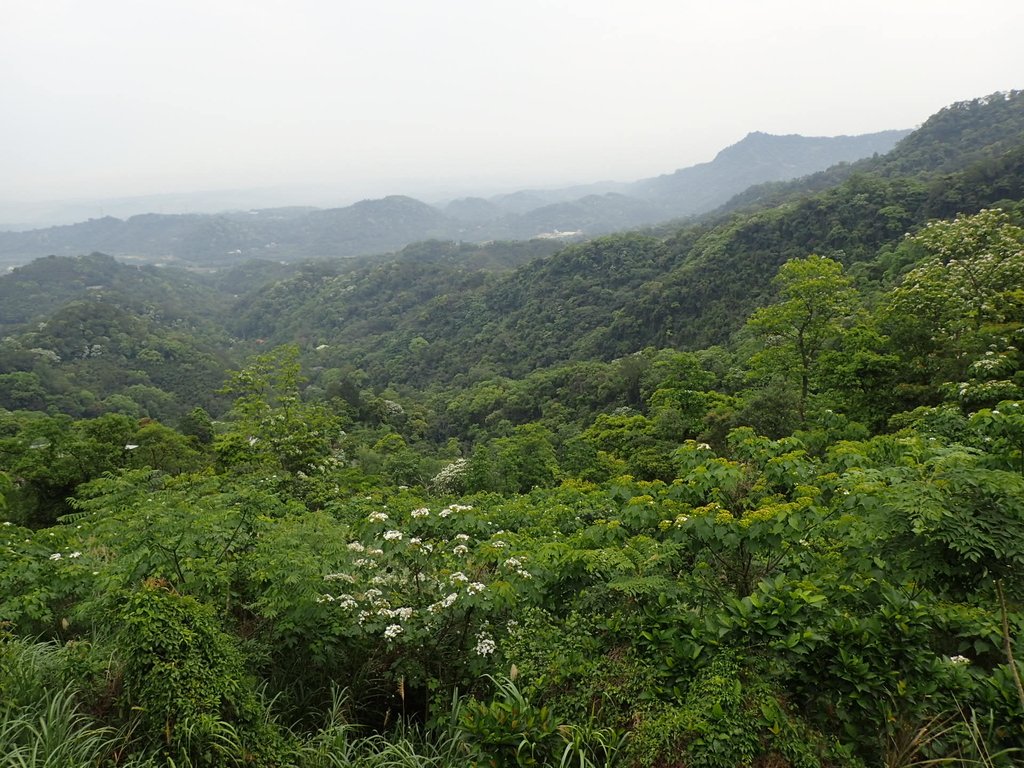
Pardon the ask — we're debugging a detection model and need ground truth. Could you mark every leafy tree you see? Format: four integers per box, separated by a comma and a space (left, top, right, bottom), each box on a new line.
214, 345, 339, 474
747, 255, 859, 425
179, 406, 215, 444
884, 208, 1024, 397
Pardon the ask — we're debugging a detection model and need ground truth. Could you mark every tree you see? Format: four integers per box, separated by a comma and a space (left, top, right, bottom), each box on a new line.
214, 345, 338, 474
746, 255, 858, 425
884, 209, 1024, 397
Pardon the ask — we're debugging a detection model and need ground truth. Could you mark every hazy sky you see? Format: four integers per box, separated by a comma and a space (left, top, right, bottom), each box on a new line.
2, 0, 1022, 208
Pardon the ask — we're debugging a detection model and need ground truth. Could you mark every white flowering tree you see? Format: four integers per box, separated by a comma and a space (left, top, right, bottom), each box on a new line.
248, 499, 540, 715
885, 209, 1024, 399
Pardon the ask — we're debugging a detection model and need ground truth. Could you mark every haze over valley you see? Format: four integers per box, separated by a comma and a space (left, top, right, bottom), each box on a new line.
0, 128, 909, 268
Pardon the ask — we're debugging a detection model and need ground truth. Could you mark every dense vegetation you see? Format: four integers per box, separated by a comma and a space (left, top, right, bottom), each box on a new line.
2, 92, 1024, 767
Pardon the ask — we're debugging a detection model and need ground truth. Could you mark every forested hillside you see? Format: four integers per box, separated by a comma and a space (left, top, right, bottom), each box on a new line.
2, 92, 1024, 767
218, 93, 1024, 387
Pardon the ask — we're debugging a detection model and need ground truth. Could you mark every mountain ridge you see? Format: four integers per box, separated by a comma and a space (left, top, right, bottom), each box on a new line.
0, 129, 909, 269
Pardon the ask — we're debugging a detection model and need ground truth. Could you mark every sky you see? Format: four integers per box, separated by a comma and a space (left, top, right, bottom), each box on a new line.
1, 0, 1022, 219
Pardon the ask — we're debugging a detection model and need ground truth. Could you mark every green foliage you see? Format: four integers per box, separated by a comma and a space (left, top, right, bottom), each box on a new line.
214, 345, 340, 475
746, 254, 859, 425
0, 686, 127, 768
115, 581, 286, 766
461, 676, 628, 768
883, 209, 1024, 405
0, 411, 136, 526
468, 423, 562, 493
2, 91, 1024, 766
627, 654, 835, 768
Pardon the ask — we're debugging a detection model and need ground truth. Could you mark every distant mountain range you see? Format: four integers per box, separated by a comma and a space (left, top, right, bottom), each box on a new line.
0, 129, 908, 269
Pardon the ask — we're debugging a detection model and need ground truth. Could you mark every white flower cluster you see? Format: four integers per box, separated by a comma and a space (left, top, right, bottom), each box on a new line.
367, 511, 389, 523
475, 632, 496, 656
324, 572, 355, 583
317, 593, 359, 609
384, 624, 403, 640
501, 557, 531, 579
439, 503, 473, 518
411, 507, 430, 518
428, 592, 459, 613
948, 655, 970, 665
48, 550, 81, 561
379, 606, 415, 621
431, 459, 469, 494
380, 399, 404, 418
383, 530, 403, 541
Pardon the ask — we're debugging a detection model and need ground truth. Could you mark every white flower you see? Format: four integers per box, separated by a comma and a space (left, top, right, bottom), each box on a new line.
348, 542, 366, 552
367, 511, 389, 523
475, 632, 496, 656
467, 582, 486, 595
383, 530, 403, 541
516, 569, 532, 580
411, 507, 430, 518
428, 592, 459, 613
453, 544, 469, 556
455, 533, 471, 542
450, 571, 469, 583
409, 537, 422, 546
504, 557, 522, 568
49, 553, 62, 561
384, 624, 403, 640
949, 655, 970, 665
69, 551, 82, 558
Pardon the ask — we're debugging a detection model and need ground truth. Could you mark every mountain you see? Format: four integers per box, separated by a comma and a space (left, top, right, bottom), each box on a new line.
215, 92, 1024, 387
1, 91, 1021, 417
0, 252, 222, 333
631, 129, 910, 217
0, 130, 909, 269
